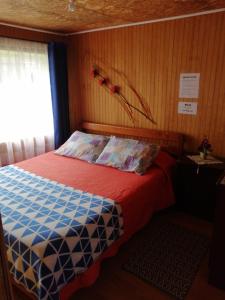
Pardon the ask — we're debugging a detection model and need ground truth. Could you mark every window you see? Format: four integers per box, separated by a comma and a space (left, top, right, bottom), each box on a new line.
0, 37, 54, 166
0, 37, 54, 142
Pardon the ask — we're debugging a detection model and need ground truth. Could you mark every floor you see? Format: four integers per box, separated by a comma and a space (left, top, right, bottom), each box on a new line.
13, 210, 225, 300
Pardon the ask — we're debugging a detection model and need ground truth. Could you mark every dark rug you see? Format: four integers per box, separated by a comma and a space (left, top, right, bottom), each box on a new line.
123, 218, 210, 300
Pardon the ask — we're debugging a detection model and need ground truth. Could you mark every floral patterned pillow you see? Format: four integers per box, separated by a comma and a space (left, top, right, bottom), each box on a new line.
55, 131, 109, 163
95, 136, 160, 175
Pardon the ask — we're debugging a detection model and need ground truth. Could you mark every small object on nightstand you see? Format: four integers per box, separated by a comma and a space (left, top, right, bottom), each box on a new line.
198, 136, 212, 160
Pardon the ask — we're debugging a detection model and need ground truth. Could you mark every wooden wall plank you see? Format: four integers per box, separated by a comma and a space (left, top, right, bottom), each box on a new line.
68, 12, 225, 157
0, 24, 64, 43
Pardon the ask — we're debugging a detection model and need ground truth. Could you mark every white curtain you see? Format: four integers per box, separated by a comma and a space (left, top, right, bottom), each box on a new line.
0, 37, 54, 166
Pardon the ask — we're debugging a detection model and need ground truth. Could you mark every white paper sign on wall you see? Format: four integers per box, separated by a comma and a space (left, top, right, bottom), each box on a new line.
178, 102, 198, 115
179, 73, 200, 98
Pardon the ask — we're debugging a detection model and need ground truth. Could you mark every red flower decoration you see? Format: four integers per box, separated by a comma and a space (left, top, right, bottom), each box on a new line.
90, 67, 98, 79
98, 77, 107, 86
109, 85, 120, 94
198, 137, 212, 154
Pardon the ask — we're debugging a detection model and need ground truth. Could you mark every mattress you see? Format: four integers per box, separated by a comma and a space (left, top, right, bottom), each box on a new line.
6, 150, 175, 299
17, 151, 175, 237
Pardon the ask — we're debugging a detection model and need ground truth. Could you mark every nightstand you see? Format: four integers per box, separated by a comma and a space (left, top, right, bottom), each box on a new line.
174, 155, 225, 221
209, 173, 225, 289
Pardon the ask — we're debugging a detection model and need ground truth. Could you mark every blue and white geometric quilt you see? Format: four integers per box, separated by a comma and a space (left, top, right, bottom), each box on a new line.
0, 166, 123, 300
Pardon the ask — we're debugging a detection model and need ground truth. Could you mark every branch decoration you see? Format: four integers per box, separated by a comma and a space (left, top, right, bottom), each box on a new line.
90, 65, 156, 125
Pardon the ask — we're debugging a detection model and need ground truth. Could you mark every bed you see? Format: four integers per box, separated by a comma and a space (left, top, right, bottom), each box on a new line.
0, 122, 184, 300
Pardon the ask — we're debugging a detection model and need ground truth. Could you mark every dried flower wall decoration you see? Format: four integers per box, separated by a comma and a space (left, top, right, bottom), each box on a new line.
90, 64, 156, 125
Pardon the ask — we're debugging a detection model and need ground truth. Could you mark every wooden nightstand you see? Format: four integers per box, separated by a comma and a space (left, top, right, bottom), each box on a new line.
174, 155, 225, 221
209, 173, 225, 290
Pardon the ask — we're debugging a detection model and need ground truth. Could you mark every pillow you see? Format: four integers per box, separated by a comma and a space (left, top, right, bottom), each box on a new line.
55, 131, 109, 163
95, 136, 160, 175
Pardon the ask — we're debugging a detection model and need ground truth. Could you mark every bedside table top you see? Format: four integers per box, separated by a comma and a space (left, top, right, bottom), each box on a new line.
177, 154, 225, 171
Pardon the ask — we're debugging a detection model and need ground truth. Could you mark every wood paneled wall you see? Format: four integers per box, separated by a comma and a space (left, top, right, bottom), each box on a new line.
67, 12, 225, 156
0, 24, 65, 43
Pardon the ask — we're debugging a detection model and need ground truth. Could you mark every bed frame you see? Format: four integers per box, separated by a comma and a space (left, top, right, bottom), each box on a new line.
0, 215, 14, 300
81, 122, 184, 156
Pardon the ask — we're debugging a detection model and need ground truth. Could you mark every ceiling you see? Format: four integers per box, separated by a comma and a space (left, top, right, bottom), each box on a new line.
0, 0, 225, 34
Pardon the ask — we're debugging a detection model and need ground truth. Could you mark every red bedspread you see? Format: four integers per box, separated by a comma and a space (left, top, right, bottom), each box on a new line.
17, 151, 175, 299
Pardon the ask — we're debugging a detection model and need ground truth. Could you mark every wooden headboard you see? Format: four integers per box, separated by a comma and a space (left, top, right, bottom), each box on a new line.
81, 122, 184, 156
